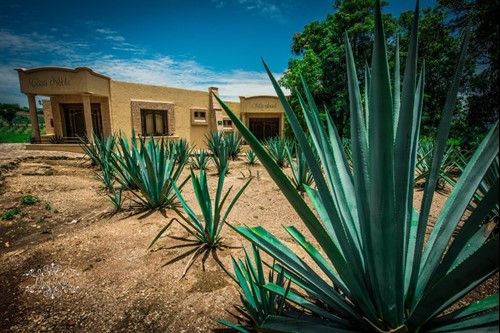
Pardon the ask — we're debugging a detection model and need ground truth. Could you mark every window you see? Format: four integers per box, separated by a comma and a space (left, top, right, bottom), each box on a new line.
141, 109, 168, 136
191, 108, 208, 125
223, 119, 233, 128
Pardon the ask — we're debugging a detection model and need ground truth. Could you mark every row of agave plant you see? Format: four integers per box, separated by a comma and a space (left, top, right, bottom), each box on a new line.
210, 0, 499, 331
82, 127, 320, 211
80, 132, 191, 211
80, 131, 259, 211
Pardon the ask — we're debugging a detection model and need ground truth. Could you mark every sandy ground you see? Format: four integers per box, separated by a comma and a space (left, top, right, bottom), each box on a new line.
0, 143, 497, 332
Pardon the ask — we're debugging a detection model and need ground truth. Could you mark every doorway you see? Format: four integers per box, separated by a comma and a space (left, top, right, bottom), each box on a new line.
249, 118, 280, 141
62, 103, 103, 138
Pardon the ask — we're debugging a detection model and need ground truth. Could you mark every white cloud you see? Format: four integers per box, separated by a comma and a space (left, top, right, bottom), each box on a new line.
0, 29, 288, 107
237, 0, 283, 19
0, 30, 88, 59
88, 55, 287, 101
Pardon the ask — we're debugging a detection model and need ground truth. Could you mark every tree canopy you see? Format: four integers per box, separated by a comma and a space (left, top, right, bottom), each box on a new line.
0, 103, 22, 126
280, 0, 498, 146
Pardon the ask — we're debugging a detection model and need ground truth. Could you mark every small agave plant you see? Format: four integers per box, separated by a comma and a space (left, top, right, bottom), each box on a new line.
216, 0, 499, 331
149, 167, 252, 277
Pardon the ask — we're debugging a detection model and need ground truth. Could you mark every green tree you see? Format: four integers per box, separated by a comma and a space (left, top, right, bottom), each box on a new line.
438, 0, 499, 146
397, 6, 466, 140
280, 0, 397, 138
0, 103, 21, 126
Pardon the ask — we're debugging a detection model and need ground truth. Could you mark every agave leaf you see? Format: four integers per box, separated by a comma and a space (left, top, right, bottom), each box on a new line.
409, 235, 499, 326
216, 319, 252, 333
426, 293, 499, 328
284, 225, 348, 294
232, 225, 364, 322
214, 92, 376, 320
367, 0, 397, 322
263, 283, 348, 327
416, 124, 499, 300
364, 61, 371, 137
436, 179, 500, 276
393, 35, 401, 137
260, 315, 362, 333
408, 26, 471, 307
147, 218, 175, 250
426, 310, 499, 332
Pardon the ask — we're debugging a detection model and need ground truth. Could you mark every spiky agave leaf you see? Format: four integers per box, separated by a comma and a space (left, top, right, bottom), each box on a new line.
214, 0, 498, 331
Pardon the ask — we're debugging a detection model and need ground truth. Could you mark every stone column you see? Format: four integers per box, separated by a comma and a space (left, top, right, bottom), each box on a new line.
82, 94, 94, 142
27, 94, 41, 143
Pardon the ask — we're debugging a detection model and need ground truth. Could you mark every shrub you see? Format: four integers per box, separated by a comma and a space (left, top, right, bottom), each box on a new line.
1, 207, 21, 220
21, 195, 38, 205
215, 1, 499, 331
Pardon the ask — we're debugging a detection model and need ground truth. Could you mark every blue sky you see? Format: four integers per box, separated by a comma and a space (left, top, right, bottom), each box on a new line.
1, 0, 433, 107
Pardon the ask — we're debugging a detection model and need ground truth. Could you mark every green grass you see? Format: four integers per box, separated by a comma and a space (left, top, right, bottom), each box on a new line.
0, 125, 46, 143
0, 127, 31, 143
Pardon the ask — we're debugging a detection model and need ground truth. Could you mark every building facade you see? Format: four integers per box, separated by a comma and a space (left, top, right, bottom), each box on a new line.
16, 66, 285, 151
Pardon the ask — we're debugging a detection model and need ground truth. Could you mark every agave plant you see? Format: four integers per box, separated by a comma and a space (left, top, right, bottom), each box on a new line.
112, 133, 188, 209
245, 149, 258, 166
264, 137, 293, 168
225, 131, 243, 160
415, 140, 461, 190
447, 152, 499, 219
190, 149, 211, 170
286, 144, 314, 195
218, 244, 290, 332
206, 131, 231, 174
212, 141, 231, 175
168, 138, 193, 165
214, 1, 499, 331
149, 167, 252, 277
79, 131, 117, 192
206, 131, 225, 157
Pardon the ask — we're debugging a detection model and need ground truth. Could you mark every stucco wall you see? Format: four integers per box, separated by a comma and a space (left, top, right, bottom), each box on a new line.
109, 81, 244, 148
110, 81, 212, 147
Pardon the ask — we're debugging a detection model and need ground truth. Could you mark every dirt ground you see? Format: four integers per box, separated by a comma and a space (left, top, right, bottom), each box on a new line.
0, 144, 497, 333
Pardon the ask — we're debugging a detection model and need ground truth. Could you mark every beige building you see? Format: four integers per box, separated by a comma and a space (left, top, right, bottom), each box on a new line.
15, 66, 285, 151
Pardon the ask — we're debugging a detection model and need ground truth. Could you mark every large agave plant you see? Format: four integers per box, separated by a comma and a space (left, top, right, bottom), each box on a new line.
215, 1, 499, 331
